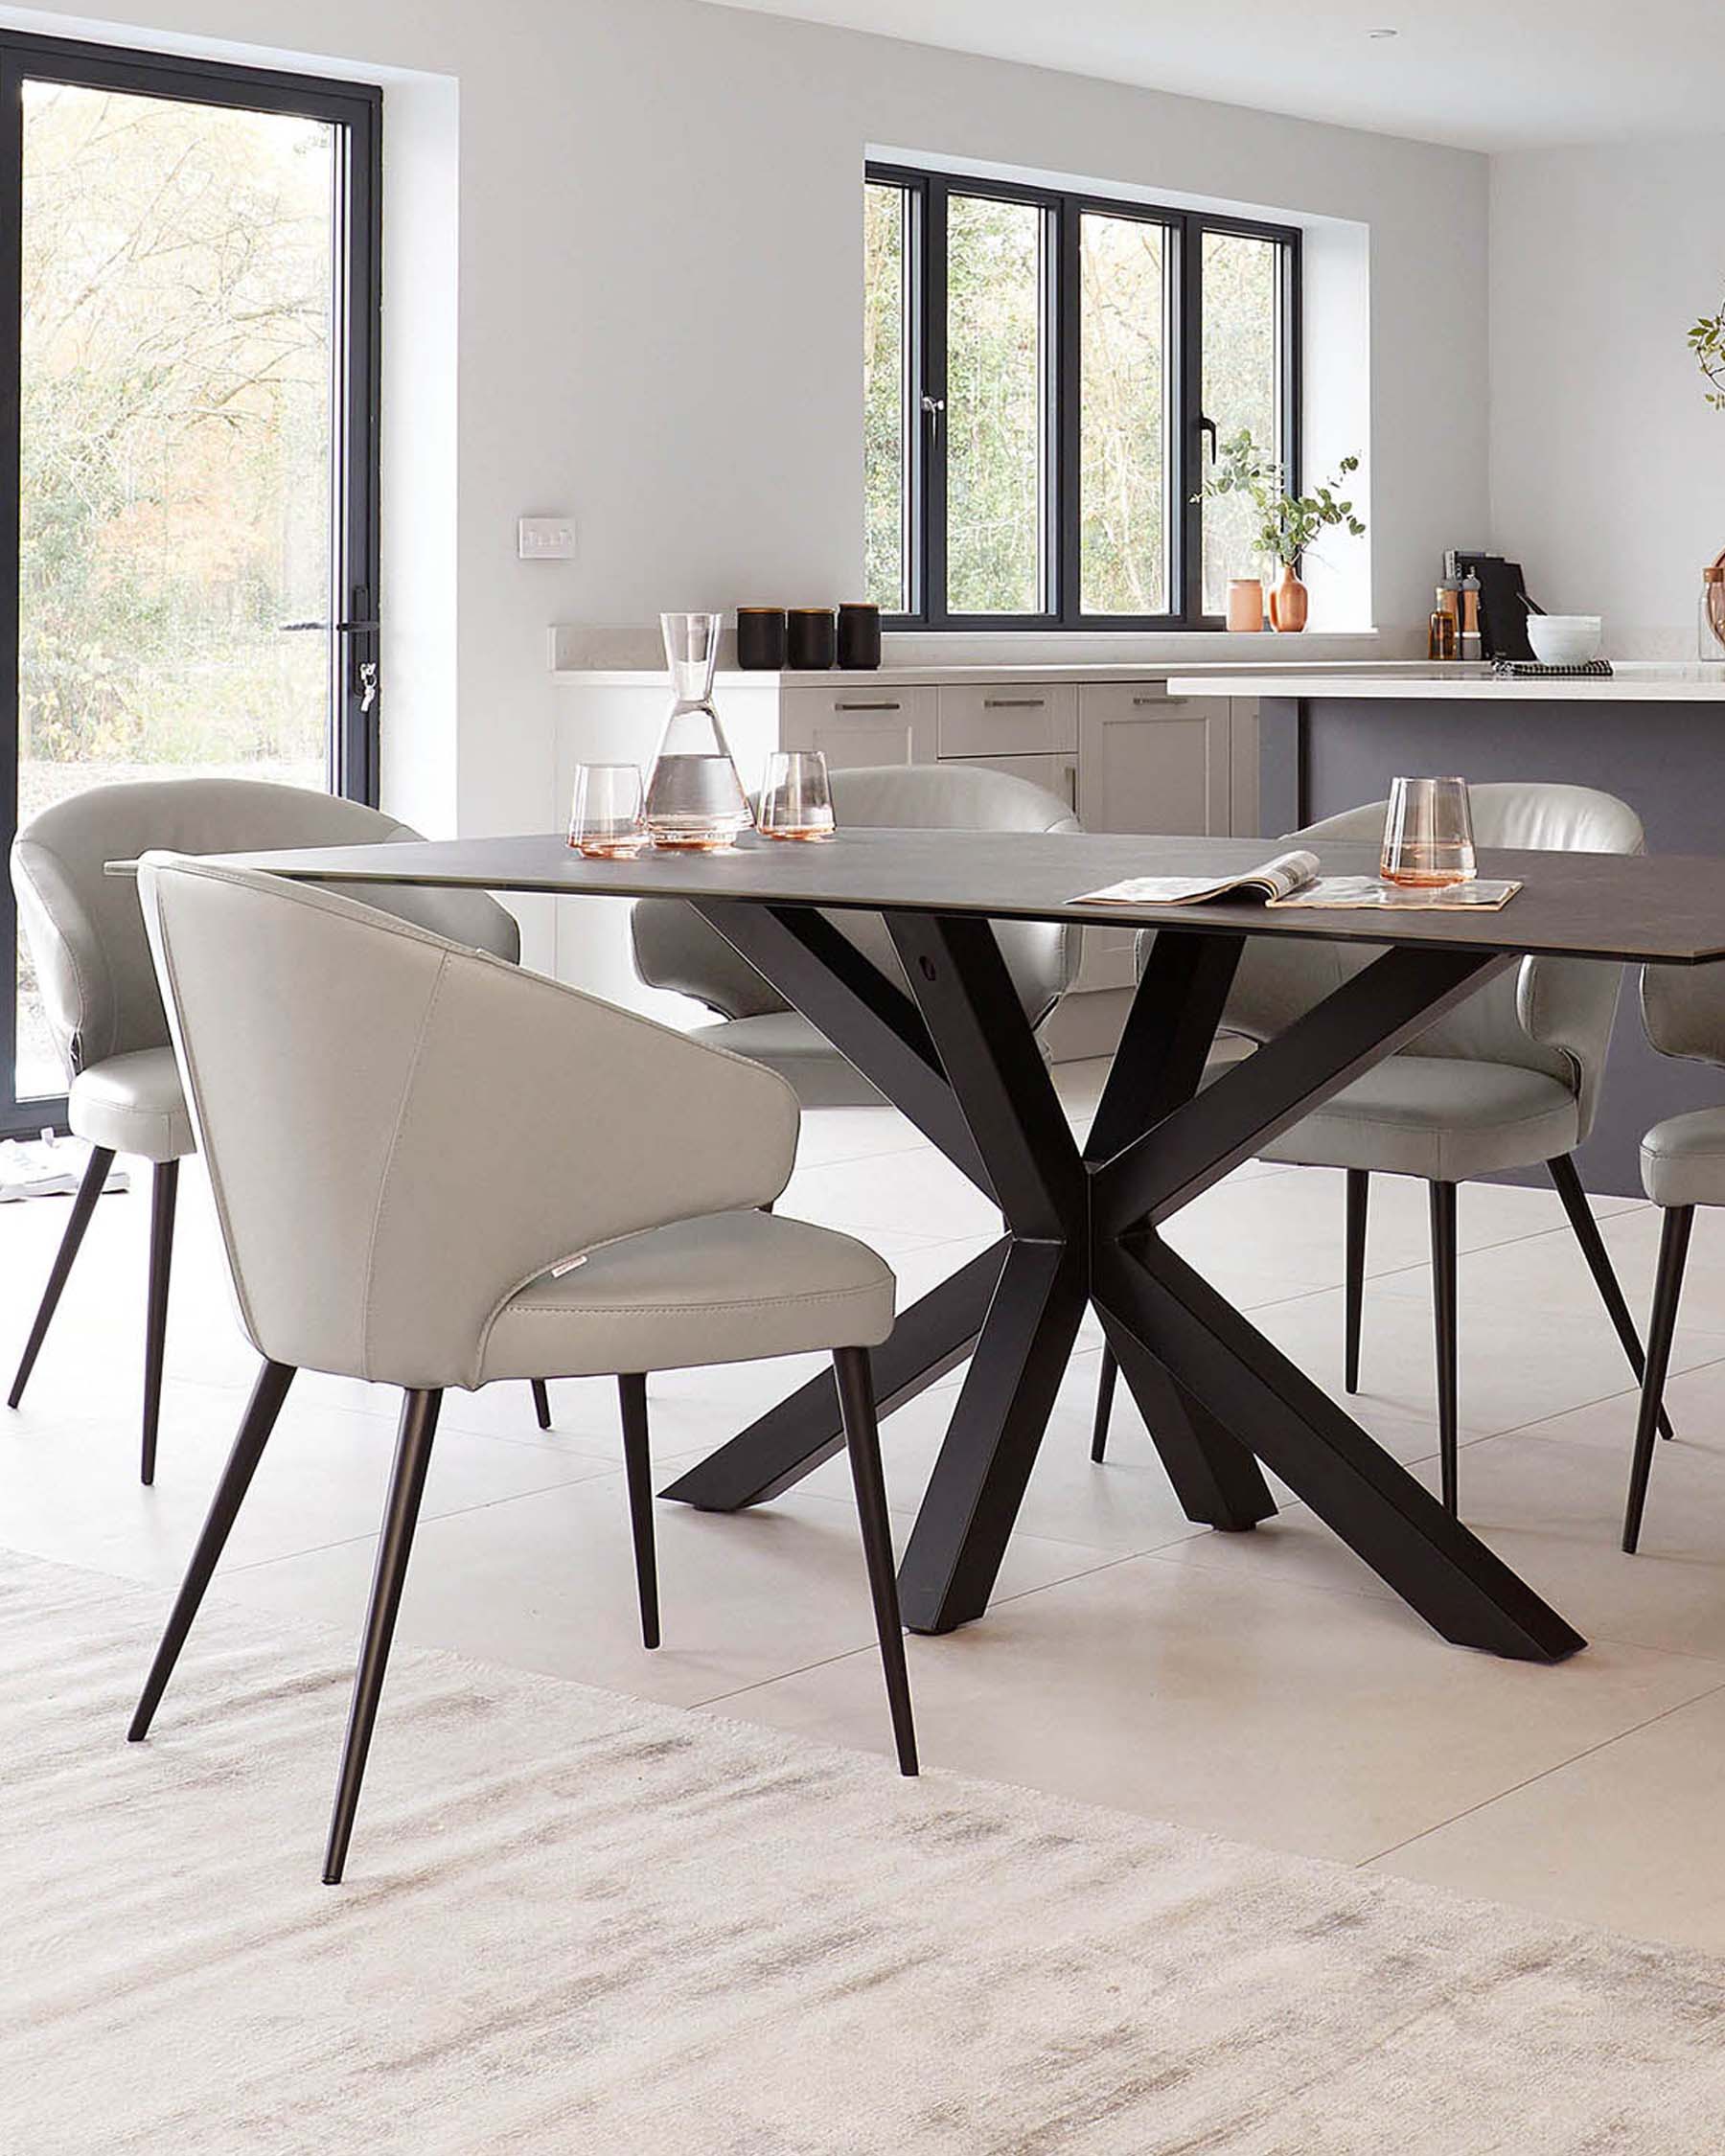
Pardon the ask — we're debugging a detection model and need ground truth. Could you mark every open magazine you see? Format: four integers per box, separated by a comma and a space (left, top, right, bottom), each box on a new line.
1077, 848, 1521, 912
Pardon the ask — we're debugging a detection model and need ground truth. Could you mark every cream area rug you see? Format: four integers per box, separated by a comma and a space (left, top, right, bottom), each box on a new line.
7, 1550, 1725, 2155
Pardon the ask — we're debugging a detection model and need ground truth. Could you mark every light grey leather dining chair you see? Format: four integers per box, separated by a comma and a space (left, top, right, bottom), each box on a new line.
1621, 962, 1725, 1551
126, 854, 914, 1883
9, 778, 538, 1482
631, 762, 1081, 1105
1092, 782, 1658, 1516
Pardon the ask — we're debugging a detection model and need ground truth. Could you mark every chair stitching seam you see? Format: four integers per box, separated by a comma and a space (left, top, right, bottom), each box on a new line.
500, 1281, 891, 1319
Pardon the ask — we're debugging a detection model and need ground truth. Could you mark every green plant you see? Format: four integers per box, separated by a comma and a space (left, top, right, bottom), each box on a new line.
1195, 429, 1365, 571
1690, 295, 1725, 410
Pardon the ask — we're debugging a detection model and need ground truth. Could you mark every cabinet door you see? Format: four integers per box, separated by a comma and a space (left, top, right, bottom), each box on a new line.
1073, 690, 1231, 995
1075, 689, 1230, 837
939, 749, 1077, 816
779, 686, 936, 769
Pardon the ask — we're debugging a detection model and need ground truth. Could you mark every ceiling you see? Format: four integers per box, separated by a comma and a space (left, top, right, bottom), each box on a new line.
717, 0, 1723, 152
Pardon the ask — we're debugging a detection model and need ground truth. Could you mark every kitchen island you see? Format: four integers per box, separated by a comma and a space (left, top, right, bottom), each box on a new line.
1167, 661, 1725, 1194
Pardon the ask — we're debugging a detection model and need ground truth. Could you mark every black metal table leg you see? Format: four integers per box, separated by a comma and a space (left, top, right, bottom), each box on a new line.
664, 903, 1585, 1662
1083, 929, 1276, 1520
1096, 1233, 1583, 1661
897, 1238, 1088, 1633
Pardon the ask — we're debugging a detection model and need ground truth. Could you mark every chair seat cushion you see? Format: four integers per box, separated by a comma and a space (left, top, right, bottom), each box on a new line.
67, 1047, 193, 1163
689, 1013, 886, 1109
479, 1209, 895, 1383
1642, 1109, 1725, 1209
1257, 1057, 1579, 1182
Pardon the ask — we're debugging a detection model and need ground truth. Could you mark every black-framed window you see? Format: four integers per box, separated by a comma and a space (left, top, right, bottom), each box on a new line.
1, 29, 380, 1134
863, 164, 1300, 631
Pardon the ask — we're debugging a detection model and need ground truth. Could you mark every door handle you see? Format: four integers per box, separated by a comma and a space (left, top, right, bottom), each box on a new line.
279, 619, 380, 634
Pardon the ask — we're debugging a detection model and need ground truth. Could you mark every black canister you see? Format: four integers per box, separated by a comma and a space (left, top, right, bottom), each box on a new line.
836, 603, 882, 670
786, 608, 837, 670
735, 608, 787, 670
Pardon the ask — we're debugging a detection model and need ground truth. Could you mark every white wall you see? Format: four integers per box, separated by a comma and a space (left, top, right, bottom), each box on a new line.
1490, 135, 1725, 654
5, 0, 1489, 969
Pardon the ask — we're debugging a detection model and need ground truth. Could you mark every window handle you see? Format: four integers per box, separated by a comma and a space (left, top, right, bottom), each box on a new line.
921, 393, 945, 440
279, 618, 380, 634
983, 697, 1045, 709
1198, 414, 1218, 465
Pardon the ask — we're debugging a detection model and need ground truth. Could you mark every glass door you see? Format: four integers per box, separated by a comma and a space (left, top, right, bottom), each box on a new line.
0, 34, 379, 1132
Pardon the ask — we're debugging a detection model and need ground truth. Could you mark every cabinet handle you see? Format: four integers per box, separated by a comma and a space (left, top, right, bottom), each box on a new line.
1131, 695, 1165, 707
983, 696, 1046, 709
1065, 763, 1078, 810
835, 699, 901, 712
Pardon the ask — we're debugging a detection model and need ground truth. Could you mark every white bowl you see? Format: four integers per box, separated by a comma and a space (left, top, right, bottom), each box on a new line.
1526, 613, 1602, 665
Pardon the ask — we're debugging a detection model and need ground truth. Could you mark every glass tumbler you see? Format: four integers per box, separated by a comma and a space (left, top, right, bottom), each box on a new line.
1380, 775, 1476, 888
759, 749, 836, 841
568, 763, 647, 857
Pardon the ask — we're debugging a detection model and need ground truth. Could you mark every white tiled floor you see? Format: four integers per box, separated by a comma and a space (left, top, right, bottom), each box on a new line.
12, 1059, 1725, 1949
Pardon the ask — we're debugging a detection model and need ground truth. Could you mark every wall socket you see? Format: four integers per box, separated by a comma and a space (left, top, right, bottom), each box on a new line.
518, 516, 575, 562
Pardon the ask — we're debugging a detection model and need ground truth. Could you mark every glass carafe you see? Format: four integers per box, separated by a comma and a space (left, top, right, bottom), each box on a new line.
643, 612, 753, 849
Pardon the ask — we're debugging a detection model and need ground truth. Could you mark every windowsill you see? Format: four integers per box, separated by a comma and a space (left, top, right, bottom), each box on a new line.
880, 626, 1387, 667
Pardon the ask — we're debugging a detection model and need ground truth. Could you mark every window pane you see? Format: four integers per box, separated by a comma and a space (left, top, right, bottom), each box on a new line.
1200, 230, 1284, 615
1079, 212, 1168, 615
862, 180, 909, 612
946, 194, 1043, 615
16, 81, 336, 1099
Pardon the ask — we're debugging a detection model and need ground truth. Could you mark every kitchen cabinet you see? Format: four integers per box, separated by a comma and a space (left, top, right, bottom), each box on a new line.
1070, 689, 1233, 995
779, 684, 935, 768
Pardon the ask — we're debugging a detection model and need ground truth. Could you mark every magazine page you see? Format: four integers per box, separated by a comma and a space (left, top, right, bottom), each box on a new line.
1078, 849, 1321, 907
1267, 876, 1522, 911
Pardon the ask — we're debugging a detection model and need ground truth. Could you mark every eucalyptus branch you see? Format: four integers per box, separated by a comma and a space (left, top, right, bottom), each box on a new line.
1194, 429, 1366, 571
1690, 294, 1725, 411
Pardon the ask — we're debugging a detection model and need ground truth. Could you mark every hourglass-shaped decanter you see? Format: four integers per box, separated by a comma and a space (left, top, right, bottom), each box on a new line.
642, 612, 753, 850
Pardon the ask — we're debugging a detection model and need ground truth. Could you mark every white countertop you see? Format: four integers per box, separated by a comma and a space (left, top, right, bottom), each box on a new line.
553, 659, 1429, 691
1166, 662, 1725, 702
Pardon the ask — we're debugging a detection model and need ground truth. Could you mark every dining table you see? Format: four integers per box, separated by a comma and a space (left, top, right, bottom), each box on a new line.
200, 825, 1725, 1664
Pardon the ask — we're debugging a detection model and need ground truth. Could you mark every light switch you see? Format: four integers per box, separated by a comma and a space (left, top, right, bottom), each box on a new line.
518, 516, 575, 562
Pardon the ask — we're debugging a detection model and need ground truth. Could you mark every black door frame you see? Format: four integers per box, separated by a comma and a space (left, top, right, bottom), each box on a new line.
0, 30, 381, 1135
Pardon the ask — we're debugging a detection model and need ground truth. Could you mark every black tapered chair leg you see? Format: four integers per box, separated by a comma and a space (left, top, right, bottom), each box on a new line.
617, 1372, 659, 1649
1547, 1153, 1674, 1441
1344, 1169, 1368, 1394
140, 1160, 180, 1484
530, 1379, 552, 1430
1091, 1345, 1119, 1463
9, 1144, 116, 1411
1622, 1205, 1694, 1554
128, 1360, 296, 1741
323, 1388, 441, 1886
1430, 1181, 1460, 1515
833, 1344, 917, 1777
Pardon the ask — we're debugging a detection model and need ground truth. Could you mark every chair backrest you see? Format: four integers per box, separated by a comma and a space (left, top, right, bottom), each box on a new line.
1641, 962, 1725, 1071
137, 856, 797, 1388
12, 778, 521, 1080
1196, 783, 1644, 1137
632, 762, 1082, 1029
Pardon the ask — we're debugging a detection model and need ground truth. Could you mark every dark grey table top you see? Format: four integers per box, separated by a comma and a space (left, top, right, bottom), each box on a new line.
200, 828, 1725, 965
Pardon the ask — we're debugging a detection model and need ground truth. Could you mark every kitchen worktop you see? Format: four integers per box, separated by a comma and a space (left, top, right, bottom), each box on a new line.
554, 660, 1414, 690
1168, 662, 1725, 701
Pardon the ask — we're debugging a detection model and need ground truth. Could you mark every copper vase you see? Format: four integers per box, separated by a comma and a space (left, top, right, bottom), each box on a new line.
1269, 563, 1308, 632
